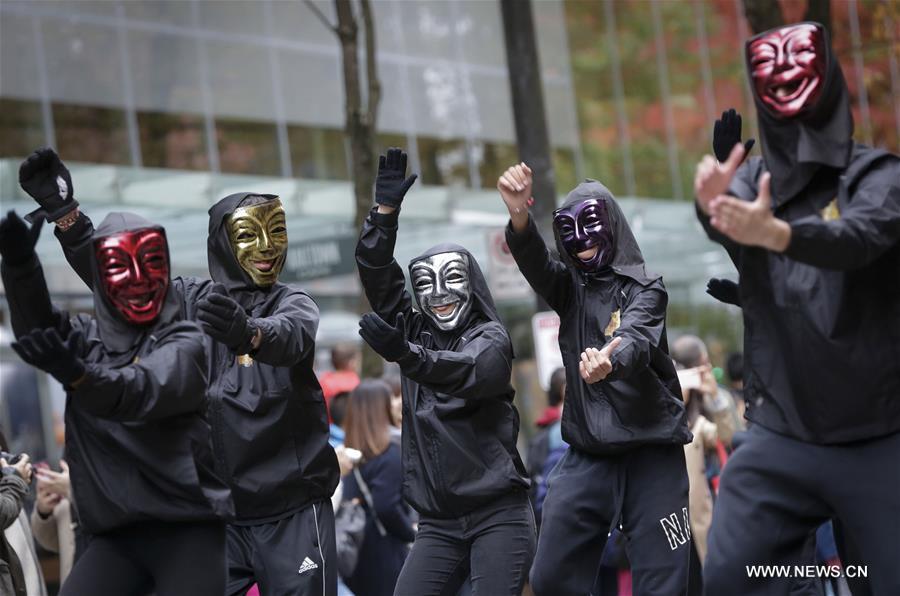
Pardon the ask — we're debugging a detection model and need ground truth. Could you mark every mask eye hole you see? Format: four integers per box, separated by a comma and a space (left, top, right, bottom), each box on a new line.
236, 230, 256, 241
270, 224, 287, 235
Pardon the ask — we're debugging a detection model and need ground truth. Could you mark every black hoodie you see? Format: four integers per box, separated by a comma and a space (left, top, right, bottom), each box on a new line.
356, 207, 529, 518
53, 197, 338, 523
506, 182, 691, 454
2, 212, 233, 535
697, 29, 900, 443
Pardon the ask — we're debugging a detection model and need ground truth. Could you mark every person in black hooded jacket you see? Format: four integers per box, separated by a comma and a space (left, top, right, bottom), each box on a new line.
355, 149, 534, 596
0, 210, 233, 595
694, 22, 900, 595
499, 163, 692, 596
17, 148, 339, 596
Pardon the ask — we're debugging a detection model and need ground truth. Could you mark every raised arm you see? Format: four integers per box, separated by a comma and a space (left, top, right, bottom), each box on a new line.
355, 148, 419, 323
0, 212, 60, 337
18, 148, 95, 288
359, 313, 513, 400
498, 164, 572, 313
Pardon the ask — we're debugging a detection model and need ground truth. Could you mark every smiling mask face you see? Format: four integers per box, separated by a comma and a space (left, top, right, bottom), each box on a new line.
410, 251, 473, 331
227, 199, 287, 287
94, 228, 170, 325
747, 23, 826, 119
554, 198, 615, 272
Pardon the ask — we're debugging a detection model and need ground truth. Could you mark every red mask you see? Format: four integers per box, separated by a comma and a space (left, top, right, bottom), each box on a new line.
747, 23, 826, 119
94, 228, 170, 325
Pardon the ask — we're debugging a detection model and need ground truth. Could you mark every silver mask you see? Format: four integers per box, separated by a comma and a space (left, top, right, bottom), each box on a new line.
411, 251, 473, 331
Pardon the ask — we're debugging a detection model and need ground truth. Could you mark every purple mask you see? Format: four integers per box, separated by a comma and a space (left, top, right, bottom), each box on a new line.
553, 198, 615, 272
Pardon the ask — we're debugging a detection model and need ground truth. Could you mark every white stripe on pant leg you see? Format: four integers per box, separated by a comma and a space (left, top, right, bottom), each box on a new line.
312, 502, 325, 596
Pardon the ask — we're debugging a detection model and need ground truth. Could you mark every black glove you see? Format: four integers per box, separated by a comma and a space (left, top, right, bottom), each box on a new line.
712, 109, 755, 163
19, 147, 78, 224
196, 283, 258, 353
11, 328, 86, 386
706, 278, 742, 308
0, 211, 44, 267
374, 148, 418, 209
358, 312, 410, 363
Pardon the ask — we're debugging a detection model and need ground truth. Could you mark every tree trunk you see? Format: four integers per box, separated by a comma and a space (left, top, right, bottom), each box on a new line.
334, 0, 383, 377
742, 0, 784, 34
500, 0, 555, 312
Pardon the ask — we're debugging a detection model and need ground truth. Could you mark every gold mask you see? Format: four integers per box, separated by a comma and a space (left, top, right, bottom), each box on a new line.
228, 199, 288, 287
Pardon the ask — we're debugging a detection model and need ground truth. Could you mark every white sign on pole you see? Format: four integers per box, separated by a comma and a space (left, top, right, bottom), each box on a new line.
485, 229, 532, 301
532, 311, 564, 391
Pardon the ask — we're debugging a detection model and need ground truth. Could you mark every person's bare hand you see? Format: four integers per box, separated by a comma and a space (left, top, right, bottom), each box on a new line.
709, 172, 791, 252
694, 144, 745, 215
335, 447, 356, 477
497, 162, 534, 231
698, 364, 718, 397
579, 337, 622, 384
36, 484, 62, 516
35, 459, 70, 498
3, 454, 33, 484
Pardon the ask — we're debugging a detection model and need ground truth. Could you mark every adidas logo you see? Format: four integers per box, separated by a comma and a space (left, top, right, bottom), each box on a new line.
298, 556, 319, 575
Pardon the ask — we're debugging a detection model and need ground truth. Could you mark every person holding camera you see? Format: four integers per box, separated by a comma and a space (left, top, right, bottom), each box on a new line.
1, 447, 47, 596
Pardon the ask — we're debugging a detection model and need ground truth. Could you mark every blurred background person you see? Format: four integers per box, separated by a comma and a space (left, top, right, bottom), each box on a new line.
1, 428, 46, 596
31, 460, 78, 588
341, 379, 414, 596
320, 343, 362, 417
526, 366, 565, 528
381, 373, 403, 432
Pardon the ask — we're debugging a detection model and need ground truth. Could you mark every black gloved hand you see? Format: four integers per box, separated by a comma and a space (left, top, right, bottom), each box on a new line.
706, 278, 742, 308
11, 328, 86, 386
18, 147, 78, 224
358, 312, 410, 362
712, 109, 755, 163
196, 283, 257, 353
0, 211, 45, 267
374, 148, 418, 209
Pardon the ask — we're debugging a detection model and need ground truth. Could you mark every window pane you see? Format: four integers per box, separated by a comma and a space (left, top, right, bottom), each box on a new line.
0, 99, 43, 158
138, 111, 208, 171
216, 118, 280, 176
416, 136, 469, 187
287, 125, 349, 181
52, 103, 130, 165
375, 133, 410, 159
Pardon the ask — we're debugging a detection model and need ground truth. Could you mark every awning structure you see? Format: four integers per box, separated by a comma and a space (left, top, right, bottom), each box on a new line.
0, 159, 736, 303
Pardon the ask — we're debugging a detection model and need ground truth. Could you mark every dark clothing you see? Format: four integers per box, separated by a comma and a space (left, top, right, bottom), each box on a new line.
704, 425, 900, 595
394, 493, 536, 596
2, 231, 232, 535
225, 500, 337, 596
530, 445, 691, 596
506, 214, 691, 454
60, 521, 225, 596
54, 204, 338, 523
699, 147, 900, 444
343, 442, 415, 596
0, 473, 29, 596
355, 208, 529, 518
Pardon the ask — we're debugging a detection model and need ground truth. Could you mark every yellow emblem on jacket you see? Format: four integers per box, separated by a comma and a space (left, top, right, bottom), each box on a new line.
604, 309, 621, 337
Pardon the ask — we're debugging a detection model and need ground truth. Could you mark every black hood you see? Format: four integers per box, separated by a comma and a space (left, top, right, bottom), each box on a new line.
91, 212, 180, 354
407, 243, 503, 344
207, 192, 280, 305
746, 22, 853, 207
555, 180, 659, 286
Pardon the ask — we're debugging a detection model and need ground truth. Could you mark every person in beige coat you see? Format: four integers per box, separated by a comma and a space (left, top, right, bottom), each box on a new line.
30, 461, 76, 585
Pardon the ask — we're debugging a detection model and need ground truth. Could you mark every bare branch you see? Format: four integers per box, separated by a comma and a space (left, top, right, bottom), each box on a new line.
360, 0, 381, 129
304, 0, 338, 35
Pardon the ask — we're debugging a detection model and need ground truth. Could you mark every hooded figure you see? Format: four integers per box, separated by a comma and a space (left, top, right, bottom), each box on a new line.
695, 22, 900, 596
501, 168, 692, 596
355, 149, 533, 596
0, 210, 233, 596
21, 150, 339, 595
